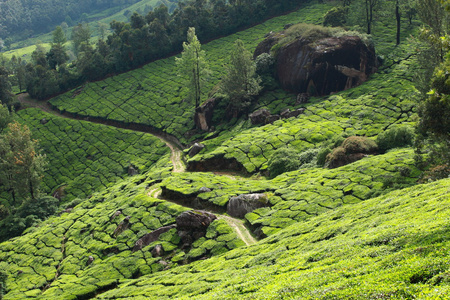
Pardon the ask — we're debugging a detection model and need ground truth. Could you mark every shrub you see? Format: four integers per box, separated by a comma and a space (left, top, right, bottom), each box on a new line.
323, 6, 348, 27
325, 136, 378, 168
341, 136, 378, 154
298, 148, 319, 168
317, 147, 332, 167
0, 270, 6, 299
268, 147, 301, 178
376, 125, 415, 152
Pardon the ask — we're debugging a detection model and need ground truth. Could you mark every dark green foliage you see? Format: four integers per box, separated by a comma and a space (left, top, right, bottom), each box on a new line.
0, 196, 58, 242
0, 270, 5, 299
377, 125, 415, 152
268, 148, 301, 178
0, 0, 141, 38
0, 67, 14, 106
316, 147, 332, 167
323, 6, 348, 27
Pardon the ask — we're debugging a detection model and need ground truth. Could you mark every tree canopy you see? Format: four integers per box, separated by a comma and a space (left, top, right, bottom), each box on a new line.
176, 27, 210, 109
220, 39, 261, 115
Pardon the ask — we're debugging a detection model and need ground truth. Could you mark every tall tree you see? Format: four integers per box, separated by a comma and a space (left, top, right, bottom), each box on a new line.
220, 39, 261, 115
71, 23, 91, 55
176, 27, 210, 108
414, 0, 450, 180
0, 121, 47, 205
0, 67, 13, 106
0, 102, 13, 133
47, 26, 69, 69
364, 0, 380, 34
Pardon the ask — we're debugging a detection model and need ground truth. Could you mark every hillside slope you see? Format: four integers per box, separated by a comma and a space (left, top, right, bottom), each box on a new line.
96, 178, 450, 299
0, 149, 424, 299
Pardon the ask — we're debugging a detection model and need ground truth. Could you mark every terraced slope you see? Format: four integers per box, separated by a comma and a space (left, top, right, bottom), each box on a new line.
189, 53, 418, 173
48, 2, 333, 142
91, 178, 450, 299
11, 108, 170, 201
161, 149, 420, 237
0, 149, 422, 299
0, 168, 246, 300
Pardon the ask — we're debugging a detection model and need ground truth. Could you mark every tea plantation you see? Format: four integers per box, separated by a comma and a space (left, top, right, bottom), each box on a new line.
48, 2, 333, 143
1, 1, 448, 299
8, 108, 170, 201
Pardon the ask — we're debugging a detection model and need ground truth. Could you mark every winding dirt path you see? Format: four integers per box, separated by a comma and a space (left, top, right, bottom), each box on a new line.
17, 93, 186, 173
18, 93, 256, 246
217, 215, 257, 246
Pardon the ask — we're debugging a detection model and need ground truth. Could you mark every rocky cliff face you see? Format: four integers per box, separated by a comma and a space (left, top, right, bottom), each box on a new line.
255, 32, 377, 96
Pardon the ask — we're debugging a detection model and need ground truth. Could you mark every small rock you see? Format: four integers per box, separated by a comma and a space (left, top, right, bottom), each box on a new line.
296, 93, 310, 105
86, 256, 94, 266
128, 165, 138, 176
280, 108, 291, 118
198, 187, 212, 193
227, 193, 270, 218
286, 108, 305, 118
266, 114, 280, 124
110, 210, 122, 221
113, 216, 131, 237
158, 260, 168, 267
132, 225, 176, 252
151, 244, 165, 258
188, 143, 205, 157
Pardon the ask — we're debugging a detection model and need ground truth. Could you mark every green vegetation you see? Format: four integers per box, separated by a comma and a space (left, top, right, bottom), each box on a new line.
95, 179, 450, 299
176, 28, 210, 109
220, 39, 262, 115
13, 108, 170, 201
376, 124, 415, 152
1, 1, 449, 299
267, 147, 301, 178
0, 166, 244, 300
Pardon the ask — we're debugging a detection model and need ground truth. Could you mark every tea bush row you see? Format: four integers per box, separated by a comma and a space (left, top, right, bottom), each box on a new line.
0, 169, 244, 299
92, 178, 450, 299
48, 2, 333, 144
13, 108, 170, 201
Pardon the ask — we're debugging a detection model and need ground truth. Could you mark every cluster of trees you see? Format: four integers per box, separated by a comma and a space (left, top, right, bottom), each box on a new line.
0, 0, 141, 39
414, 0, 450, 180
323, 0, 417, 44
176, 28, 262, 116
0, 102, 55, 242
2, 0, 305, 100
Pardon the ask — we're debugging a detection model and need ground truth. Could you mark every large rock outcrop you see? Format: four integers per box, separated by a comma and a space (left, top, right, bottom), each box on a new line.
176, 210, 217, 248
255, 30, 377, 96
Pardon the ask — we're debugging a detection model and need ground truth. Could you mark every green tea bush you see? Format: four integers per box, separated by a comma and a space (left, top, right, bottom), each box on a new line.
376, 125, 414, 152
268, 147, 301, 178
298, 148, 319, 168
316, 147, 332, 166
